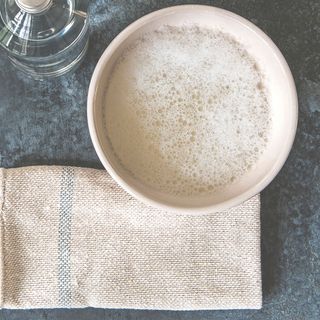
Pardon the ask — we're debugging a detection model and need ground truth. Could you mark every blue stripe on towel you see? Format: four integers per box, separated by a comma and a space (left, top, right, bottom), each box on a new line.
58, 167, 75, 307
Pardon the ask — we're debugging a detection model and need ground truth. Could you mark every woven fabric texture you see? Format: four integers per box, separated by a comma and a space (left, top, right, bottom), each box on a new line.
0, 166, 262, 310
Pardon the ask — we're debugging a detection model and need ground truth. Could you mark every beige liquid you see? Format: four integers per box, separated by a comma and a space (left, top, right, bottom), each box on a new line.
103, 25, 271, 197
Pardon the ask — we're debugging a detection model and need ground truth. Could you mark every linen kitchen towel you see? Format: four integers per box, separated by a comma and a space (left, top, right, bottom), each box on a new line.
0, 166, 261, 310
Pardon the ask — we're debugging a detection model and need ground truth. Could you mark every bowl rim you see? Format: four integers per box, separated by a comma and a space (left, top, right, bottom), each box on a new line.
87, 4, 298, 214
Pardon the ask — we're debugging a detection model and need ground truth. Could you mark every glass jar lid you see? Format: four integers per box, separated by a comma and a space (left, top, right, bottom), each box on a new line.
15, 0, 53, 14
0, 0, 88, 57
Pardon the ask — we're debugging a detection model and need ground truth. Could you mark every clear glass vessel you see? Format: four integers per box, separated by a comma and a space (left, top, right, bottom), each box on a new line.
0, 0, 90, 79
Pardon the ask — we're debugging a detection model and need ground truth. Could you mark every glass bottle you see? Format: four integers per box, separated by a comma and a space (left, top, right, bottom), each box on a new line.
0, 0, 90, 79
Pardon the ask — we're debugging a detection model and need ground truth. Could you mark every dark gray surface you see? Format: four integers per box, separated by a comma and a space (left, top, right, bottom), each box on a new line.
0, 0, 319, 319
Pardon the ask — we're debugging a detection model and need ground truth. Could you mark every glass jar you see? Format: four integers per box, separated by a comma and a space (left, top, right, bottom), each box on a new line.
0, 0, 90, 79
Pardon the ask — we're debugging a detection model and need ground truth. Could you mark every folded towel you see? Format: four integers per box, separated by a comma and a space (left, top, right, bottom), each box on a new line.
0, 166, 261, 310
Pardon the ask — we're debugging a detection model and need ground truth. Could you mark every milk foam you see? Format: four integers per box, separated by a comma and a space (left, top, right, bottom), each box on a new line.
104, 25, 271, 196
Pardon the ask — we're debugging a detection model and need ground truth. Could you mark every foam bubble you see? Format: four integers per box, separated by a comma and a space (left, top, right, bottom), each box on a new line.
103, 25, 271, 197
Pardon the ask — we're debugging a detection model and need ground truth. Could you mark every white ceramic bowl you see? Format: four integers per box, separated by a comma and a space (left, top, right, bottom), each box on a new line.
87, 5, 298, 214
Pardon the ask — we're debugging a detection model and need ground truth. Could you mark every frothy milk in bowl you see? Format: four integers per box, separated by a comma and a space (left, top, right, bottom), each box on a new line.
104, 26, 271, 197
88, 6, 297, 213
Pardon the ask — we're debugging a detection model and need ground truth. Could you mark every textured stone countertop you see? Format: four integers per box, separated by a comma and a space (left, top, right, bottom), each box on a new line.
0, 0, 319, 319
